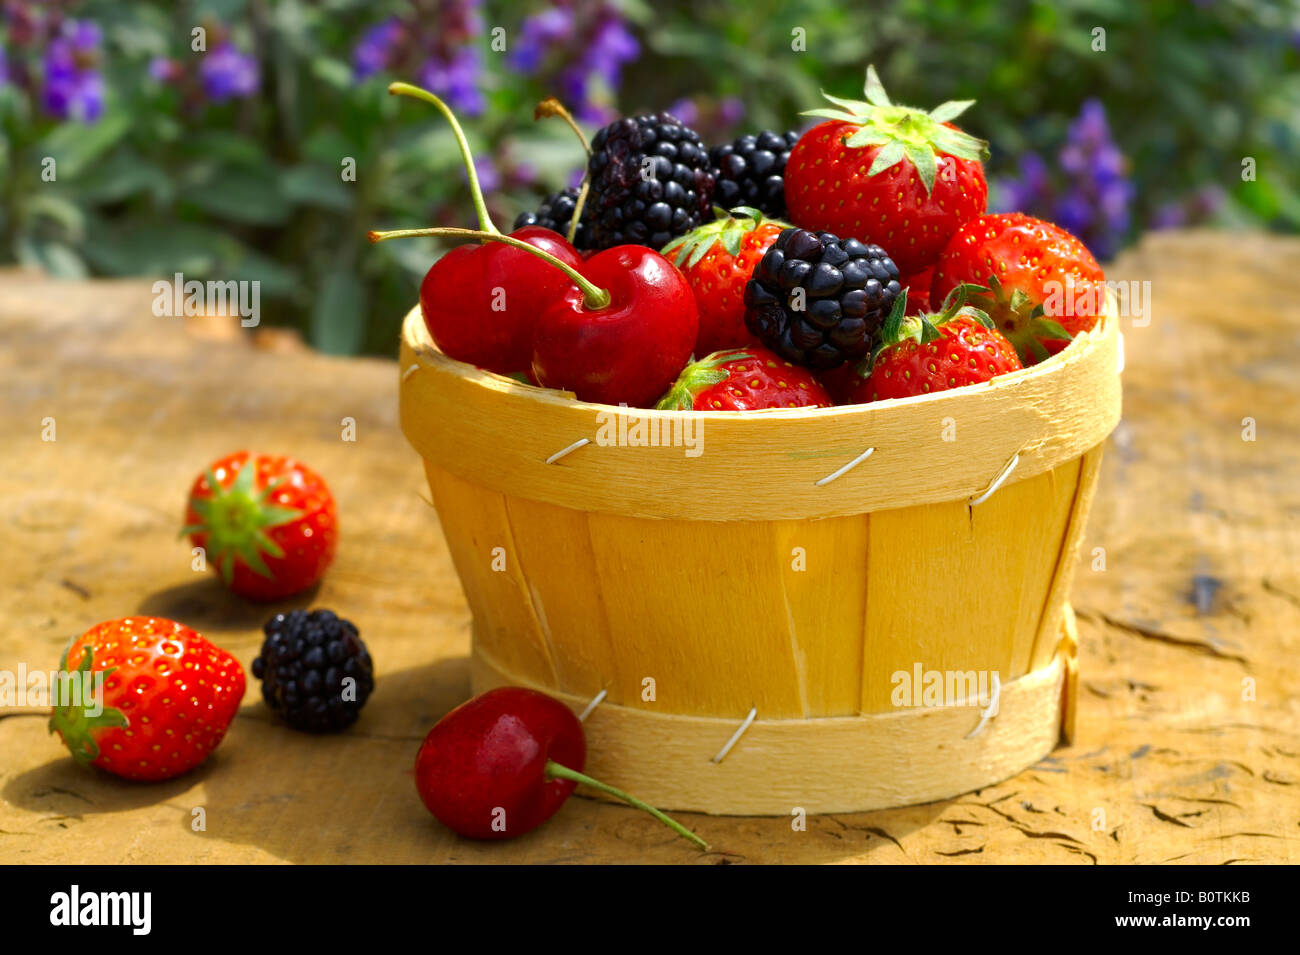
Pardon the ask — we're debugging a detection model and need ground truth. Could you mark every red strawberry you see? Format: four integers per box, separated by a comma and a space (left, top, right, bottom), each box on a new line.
930, 213, 1105, 366
656, 346, 833, 411
902, 266, 935, 315
848, 287, 1022, 403
661, 207, 788, 356
785, 66, 988, 276
184, 451, 337, 602
49, 617, 246, 781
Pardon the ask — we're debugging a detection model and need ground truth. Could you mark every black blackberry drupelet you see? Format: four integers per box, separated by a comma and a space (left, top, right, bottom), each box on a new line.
743, 228, 901, 370
513, 187, 594, 250
252, 609, 374, 733
709, 130, 800, 219
586, 113, 715, 250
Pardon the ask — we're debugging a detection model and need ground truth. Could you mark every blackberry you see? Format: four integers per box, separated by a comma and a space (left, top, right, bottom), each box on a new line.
709, 130, 800, 219
252, 609, 374, 733
586, 113, 715, 250
743, 228, 901, 370
513, 187, 594, 250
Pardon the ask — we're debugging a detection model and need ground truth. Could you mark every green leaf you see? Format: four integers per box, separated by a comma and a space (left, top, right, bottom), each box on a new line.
182, 165, 293, 226
281, 163, 354, 213
820, 91, 872, 115
905, 144, 938, 194
26, 194, 86, 238
685, 238, 712, 267
801, 108, 858, 122
843, 127, 893, 148
36, 109, 132, 179
15, 237, 87, 279
878, 288, 909, 344
310, 269, 366, 355
74, 152, 167, 204
863, 65, 891, 107
310, 55, 353, 91
929, 99, 975, 124
1031, 317, 1075, 342
867, 140, 906, 176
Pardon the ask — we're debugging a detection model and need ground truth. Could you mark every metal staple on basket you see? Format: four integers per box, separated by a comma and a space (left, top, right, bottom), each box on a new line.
712, 707, 758, 763
545, 437, 590, 465
965, 672, 1002, 739
815, 447, 875, 486
968, 451, 1021, 506
577, 689, 607, 722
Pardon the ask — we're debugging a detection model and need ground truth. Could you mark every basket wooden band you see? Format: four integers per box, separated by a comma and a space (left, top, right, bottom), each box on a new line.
400, 300, 1121, 521
470, 619, 1076, 816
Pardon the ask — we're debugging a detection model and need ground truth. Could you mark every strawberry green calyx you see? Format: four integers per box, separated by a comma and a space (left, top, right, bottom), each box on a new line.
655, 348, 755, 410
961, 275, 1073, 364
802, 65, 990, 195
865, 286, 993, 373
182, 460, 301, 583
661, 207, 791, 269
47, 641, 128, 766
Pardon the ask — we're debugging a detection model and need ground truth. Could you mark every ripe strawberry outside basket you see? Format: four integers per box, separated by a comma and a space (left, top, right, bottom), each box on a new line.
398, 298, 1122, 816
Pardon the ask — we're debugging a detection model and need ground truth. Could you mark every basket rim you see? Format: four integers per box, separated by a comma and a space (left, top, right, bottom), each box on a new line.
398, 295, 1121, 520
400, 301, 1111, 420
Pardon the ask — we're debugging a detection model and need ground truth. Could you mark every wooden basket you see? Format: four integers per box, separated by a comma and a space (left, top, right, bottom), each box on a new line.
399, 299, 1121, 815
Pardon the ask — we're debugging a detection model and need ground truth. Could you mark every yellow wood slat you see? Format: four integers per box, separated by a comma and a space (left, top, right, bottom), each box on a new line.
501, 495, 624, 703
860, 461, 1081, 713
584, 514, 806, 718
1029, 446, 1105, 671
423, 464, 558, 687
771, 515, 871, 716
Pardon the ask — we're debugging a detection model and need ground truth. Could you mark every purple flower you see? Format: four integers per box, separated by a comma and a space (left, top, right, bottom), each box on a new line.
42, 19, 104, 122
508, 3, 638, 124
994, 99, 1133, 259
0, 44, 8, 86
993, 152, 1051, 213
718, 96, 746, 128
467, 154, 500, 192
353, 17, 402, 79
667, 97, 699, 126
509, 8, 575, 73
148, 57, 181, 83
419, 46, 484, 116
584, 13, 638, 90
199, 42, 260, 101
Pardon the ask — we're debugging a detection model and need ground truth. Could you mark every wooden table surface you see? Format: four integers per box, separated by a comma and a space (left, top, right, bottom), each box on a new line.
2, 229, 1297, 864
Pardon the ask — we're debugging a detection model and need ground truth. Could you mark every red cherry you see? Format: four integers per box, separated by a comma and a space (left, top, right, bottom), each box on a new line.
531, 246, 698, 407
414, 686, 708, 848
419, 226, 584, 374
415, 687, 584, 840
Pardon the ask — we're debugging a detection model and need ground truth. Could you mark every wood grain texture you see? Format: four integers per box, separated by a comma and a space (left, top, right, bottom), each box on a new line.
399, 298, 1121, 521
2, 229, 1298, 862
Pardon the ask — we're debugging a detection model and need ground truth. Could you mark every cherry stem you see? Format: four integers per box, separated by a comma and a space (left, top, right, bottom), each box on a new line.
534, 97, 592, 156
545, 760, 709, 851
367, 226, 611, 310
533, 97, 591, 245
567, 180, 590, 246
388, 81, 499, 236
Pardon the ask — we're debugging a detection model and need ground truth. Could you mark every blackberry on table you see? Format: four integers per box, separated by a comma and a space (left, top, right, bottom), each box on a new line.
252, 609, 374, 733
709, 130, 800, 219
586, 113, 715, 250
743, 228, 901, 370
513, 186, 594, 250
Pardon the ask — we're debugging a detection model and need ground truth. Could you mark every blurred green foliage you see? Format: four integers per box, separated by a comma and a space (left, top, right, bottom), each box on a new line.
1, 0, 1297, 355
